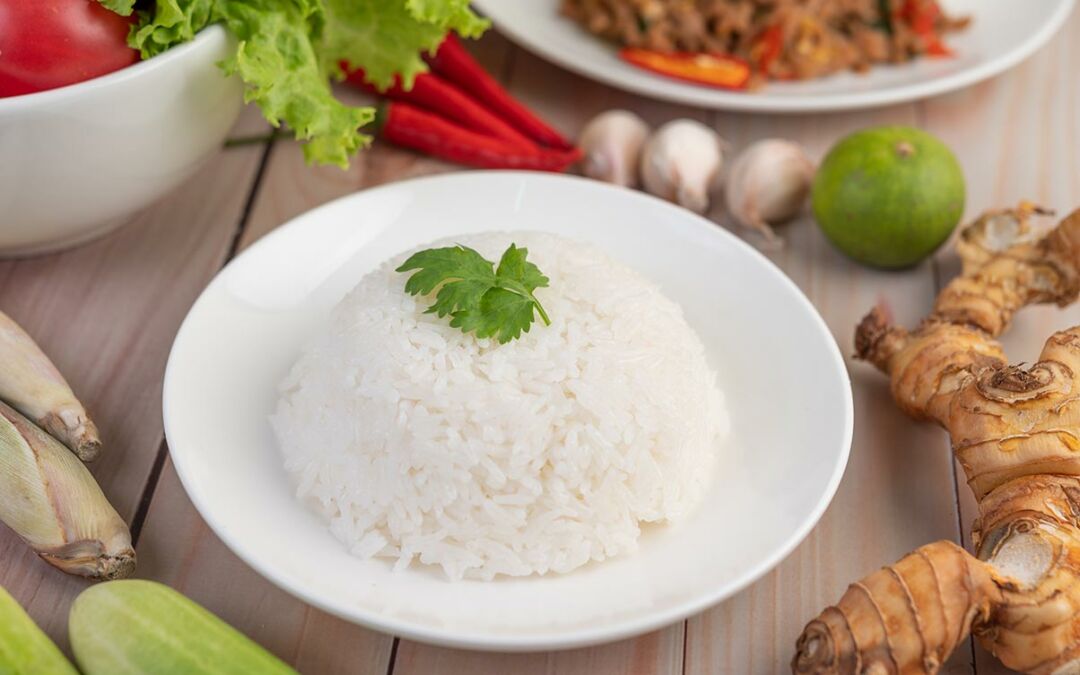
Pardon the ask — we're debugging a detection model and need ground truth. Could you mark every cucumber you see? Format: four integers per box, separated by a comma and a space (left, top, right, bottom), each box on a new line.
69, 580, 297, 675
0, 586, 78, 675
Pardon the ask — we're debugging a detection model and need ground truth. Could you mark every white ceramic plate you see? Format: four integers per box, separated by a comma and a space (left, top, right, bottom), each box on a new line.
472, 0, 1075, 112
164, 172, 852, 651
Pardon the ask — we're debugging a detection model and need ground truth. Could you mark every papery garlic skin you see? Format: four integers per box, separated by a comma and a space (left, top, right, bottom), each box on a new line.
725, 139, 815, 242
0, 311, 100, 461
0, 401, 133, 579
640, 119, 724, 214
579, 110, 650, 187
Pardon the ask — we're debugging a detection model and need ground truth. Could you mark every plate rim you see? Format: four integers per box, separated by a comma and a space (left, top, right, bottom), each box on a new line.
471, 0, 1076, 112
163, 171, 855, 651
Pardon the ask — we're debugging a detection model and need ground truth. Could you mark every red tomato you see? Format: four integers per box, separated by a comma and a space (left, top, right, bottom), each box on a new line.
0, 0, 138, 97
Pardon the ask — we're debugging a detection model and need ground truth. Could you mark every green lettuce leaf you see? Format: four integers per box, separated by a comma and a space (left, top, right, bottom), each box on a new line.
319, 0, 487, 89
216, 0, 374, 167
130, 0, 218, 58
406, 0, 482, 30
97, 0, 136, 16
102, 0, 485, 167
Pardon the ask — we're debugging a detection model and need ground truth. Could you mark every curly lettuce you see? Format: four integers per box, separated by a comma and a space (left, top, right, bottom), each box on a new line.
97, 0, 137, 13
320, 0, 487, 89
98, 0, 486, 167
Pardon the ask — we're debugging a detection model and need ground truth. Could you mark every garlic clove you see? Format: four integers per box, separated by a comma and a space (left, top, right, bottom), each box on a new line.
0, 310, 101, 461
639, 119, 724, 214
0, 401, 134, 579
724, 139, 815, 245
676, 184, 710, 216
578, 110, 651, 188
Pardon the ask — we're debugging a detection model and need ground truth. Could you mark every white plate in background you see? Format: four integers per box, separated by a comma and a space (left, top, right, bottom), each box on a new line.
472, 0, 1075, 112
163, 172, 853, 650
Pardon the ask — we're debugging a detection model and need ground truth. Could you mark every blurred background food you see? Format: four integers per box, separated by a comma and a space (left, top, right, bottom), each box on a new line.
561, 0, 969, 86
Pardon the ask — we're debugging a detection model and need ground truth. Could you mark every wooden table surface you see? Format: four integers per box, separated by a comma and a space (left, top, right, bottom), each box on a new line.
4, 10, 1079, 675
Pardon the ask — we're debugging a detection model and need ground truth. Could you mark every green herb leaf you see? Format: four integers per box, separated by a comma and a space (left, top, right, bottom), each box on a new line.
496, 243, 549, 290
876, 0, 894, 34
398, 245, 495, 317
396, 243, 551, 344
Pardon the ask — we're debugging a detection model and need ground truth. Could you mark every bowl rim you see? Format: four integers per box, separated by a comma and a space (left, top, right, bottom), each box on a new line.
0, 24, 229, 110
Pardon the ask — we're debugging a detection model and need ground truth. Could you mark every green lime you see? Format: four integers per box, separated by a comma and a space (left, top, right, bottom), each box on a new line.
812, 126, 965, 269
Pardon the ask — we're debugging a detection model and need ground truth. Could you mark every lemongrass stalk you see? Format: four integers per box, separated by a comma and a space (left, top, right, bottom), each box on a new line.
0, 310, 100, 461
0, 401, 133, 579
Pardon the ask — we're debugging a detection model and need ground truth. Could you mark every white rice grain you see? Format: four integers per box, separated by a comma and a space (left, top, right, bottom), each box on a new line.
271, 232, 729, 580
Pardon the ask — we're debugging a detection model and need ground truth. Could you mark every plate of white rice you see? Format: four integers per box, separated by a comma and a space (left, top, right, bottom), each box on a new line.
163, 171, 852, 650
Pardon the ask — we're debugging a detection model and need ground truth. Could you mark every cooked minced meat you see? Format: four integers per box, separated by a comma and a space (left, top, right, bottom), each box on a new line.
561, 0, 969, 84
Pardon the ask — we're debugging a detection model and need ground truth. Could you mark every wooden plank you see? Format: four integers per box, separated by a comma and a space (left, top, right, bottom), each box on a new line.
131, 118, 428, 673
0, 104, 269, 651
685, 105, 980, 674
132, 31, 520, 674
920, 9, 1080, 673
137, 457, 393, 674
394, 628, 683, 675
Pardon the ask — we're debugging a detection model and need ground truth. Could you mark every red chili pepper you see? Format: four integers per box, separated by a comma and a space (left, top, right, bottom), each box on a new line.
618, 48, 751, 90
426, 35, 574, 150
376, 102, 582, 171
344, 68, 533, 148
753, 24, 784, 73
898, 0, 952, 57
923, 41, 950, 57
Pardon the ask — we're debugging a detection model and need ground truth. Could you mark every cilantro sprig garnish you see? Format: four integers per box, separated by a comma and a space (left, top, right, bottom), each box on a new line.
396, 243, 551, 344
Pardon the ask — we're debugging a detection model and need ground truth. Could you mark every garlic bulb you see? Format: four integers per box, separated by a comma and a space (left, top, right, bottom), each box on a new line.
639, 119, 724, 214
724, 139, 815, 244
578, 110, 650, 187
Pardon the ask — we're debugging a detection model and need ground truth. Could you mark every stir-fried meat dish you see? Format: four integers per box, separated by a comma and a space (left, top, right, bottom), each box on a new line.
561, 0, 969, 84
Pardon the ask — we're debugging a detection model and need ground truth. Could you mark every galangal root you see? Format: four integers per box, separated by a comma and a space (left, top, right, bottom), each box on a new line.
0, 310, 101, 461
793, 203, 1080, 674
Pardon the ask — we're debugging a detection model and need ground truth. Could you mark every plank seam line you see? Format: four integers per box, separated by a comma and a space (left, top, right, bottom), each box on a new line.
681, 618, 689, 675
498, 38, 516, 85
384, 637, 401, 675
129, 437, 170, 546
932, 255, 979, 673
225, 140, 277, 261
129, 138, 275, 545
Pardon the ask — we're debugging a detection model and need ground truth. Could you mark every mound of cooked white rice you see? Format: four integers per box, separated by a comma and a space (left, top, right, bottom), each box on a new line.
271, 232, 729, 581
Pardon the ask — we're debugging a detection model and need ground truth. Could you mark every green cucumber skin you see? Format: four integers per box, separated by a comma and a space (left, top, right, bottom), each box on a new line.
70, 580, 297, 675
0, 587, 78, 675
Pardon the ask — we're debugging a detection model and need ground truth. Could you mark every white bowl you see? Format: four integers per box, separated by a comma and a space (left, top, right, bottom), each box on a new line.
0, 26, 243, 255
163, 172, 853, 651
